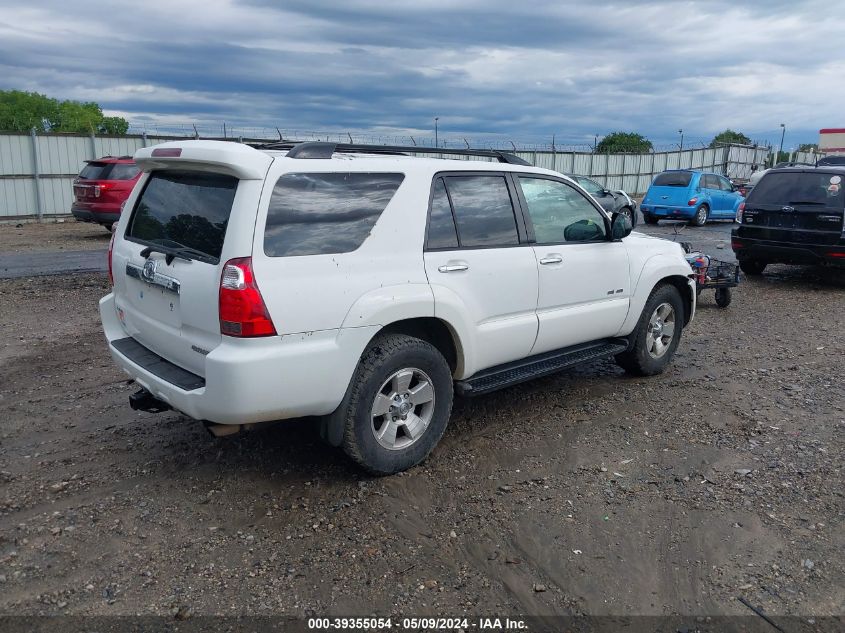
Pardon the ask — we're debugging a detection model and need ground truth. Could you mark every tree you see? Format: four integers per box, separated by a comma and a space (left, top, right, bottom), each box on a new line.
595, 132, 653, 154
798, 143, 818, 152
709, 129, 751, 147
0, 90, 130, 134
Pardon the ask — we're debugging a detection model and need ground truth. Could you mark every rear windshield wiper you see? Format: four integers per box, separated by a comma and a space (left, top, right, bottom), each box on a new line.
139, 243, 217, 265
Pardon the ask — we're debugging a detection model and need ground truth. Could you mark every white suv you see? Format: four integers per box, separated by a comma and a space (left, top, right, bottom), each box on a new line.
100, 140, 696, 474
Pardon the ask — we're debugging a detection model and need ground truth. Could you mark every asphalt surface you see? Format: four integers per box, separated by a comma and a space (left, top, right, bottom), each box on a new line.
0, 249, 107, 279
0, 216, 735, 279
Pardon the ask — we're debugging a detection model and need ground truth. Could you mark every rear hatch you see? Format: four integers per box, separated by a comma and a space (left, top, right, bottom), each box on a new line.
741, 171, 845, 245
644, 171, 696, 208
74, 161, 140, 207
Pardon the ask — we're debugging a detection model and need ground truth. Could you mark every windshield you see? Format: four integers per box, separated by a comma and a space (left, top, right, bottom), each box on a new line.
127, 171, 238, 261
748, 172, 844, 209
653, 171, 692, 187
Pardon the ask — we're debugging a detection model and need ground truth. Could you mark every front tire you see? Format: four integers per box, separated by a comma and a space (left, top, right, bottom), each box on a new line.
335, 334, 453, 475
620, 206, 637, 228
616, 284, 684, 376
689, 205, 709, 227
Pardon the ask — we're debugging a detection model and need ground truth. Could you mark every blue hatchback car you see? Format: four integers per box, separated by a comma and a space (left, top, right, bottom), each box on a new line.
640, 170, 744, 226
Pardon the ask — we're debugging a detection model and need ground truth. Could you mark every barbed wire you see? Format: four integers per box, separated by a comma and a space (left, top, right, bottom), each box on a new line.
125, 122, 777, 153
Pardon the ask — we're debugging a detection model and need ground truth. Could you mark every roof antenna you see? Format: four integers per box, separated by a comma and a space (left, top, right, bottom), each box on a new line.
410, 136, 417, 146
276, 127, 283, 141
192, 124, 199, 139
464, 138, 470, 149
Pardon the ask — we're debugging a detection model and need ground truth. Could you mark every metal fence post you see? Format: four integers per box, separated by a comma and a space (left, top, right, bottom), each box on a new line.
142, 132, 149, 148
30, 128, 45, 221
89, 132, 97, 159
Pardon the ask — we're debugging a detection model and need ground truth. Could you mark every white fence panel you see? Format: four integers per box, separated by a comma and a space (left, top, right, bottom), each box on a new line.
0, 133, 784, 218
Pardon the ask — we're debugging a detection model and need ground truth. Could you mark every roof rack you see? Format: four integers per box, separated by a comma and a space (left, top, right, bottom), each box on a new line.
249, 140, 532, 166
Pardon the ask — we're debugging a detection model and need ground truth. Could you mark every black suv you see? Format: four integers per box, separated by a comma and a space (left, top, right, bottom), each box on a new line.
731, 167, 845, 274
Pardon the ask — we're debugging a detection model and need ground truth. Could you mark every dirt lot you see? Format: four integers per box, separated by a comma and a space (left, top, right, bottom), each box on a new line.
0, 234, 842, 621
0, 220, 109, 253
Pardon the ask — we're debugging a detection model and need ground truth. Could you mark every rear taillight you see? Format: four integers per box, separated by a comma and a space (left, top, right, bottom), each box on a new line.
687, 197, 698, 206
736, 202, 745, 223
219, 257, 276, 337
93, 182, 114, 198
107, 226, 116, 285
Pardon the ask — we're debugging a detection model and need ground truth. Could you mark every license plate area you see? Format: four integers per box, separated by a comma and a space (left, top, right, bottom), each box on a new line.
125, 277, 182, 329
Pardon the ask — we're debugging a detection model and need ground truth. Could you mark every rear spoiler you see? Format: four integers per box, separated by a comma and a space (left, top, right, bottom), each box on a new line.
134, 141, 272, 180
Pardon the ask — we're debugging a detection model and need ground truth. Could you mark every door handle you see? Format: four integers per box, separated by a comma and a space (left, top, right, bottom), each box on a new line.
438, 263, 469, 273
539, 255, 563, 265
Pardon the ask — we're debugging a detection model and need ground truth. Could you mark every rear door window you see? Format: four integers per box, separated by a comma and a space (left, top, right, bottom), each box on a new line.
264, 172, 404, 257
653, 172, 692, 187
749, 172, 844, 209
426, 178, 459, 249
443, 175, 519, 247
127, 171, 238, 261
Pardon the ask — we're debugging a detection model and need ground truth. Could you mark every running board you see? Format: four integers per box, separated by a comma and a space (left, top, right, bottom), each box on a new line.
455, 339, 629, 396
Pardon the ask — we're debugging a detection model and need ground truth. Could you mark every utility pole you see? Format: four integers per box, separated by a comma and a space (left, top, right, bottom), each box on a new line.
434, 117, 439, 148
678, 129, 684, 152
778, 123, 786, 162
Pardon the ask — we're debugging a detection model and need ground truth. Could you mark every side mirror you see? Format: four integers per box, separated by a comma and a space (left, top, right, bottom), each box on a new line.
611, 212, 633, 240
601, 188, 611, 196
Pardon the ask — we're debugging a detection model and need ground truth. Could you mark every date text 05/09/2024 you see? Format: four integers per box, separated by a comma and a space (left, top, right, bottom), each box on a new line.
307, 617, 528, 630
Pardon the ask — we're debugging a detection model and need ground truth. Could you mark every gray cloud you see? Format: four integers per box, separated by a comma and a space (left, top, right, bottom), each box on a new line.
0, 0, 837, 148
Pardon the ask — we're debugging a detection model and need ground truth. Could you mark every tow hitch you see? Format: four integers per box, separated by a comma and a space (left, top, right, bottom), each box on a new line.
129, 388, 171, 413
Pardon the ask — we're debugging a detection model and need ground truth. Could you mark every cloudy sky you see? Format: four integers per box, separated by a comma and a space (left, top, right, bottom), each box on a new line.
0, 0, 839, 148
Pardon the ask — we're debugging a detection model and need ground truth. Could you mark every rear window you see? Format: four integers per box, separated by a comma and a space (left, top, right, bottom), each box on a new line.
127, 171, 238, 260
748, 172, 844, 209
108, 163, 140, 180
78, 162, 140, 181
264, 172, 404, 257
79, 162, 107, 180
653, 171, 693, 187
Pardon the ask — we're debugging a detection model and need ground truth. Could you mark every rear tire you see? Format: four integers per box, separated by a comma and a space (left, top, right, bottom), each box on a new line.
739, 260, 767, 275
643, 213, 659, 225
334, 334, 453, 475
689, 205, 709, 227
103, 223, 113, 232
616, 284, 684, 376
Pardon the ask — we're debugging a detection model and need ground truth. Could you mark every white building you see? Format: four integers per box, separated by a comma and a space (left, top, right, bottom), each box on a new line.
819, 128, 845, 155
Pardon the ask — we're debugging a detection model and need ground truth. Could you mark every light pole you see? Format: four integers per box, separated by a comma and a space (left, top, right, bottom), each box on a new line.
678, 129, 684, 152
434, 117, 439, 148
778, 123, 786, 163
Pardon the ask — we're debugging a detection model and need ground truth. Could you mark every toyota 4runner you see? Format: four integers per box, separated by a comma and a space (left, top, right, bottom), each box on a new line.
100, 140, 696, 474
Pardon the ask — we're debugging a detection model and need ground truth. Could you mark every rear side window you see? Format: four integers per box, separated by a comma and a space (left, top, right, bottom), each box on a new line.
653, 171, 692, 187
444, 175, 519, 247
264, 172, 404, 257
749, 172, 844, 209
127, 171, 238, 260
108, 163, 141, 180
79, 162, 107, 179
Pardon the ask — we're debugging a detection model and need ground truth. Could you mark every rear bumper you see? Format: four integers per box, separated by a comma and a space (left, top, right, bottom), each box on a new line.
99, 293, 377, 425
731, 230, 845, 267
640, 204, 695, 219
71, 203, 120, 225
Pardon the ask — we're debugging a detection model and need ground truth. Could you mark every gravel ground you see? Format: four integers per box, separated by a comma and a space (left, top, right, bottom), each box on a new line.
0, 220, 109, 253
0, 232, 842, 620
